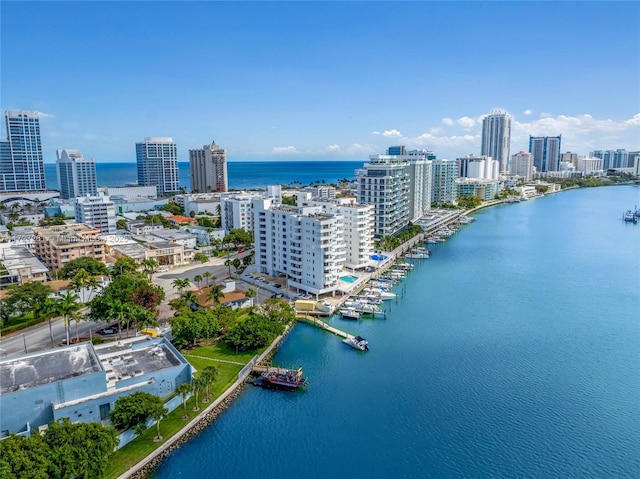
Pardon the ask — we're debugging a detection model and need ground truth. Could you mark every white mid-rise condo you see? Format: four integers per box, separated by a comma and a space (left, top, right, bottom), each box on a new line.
56, 149, 98, 199
75, 194, 117, 234
136, 137, 179, 196
252, 197, 346, 296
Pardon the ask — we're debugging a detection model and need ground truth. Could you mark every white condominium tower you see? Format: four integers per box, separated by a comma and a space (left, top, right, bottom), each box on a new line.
457, 154, 499, 180
189, 141, 228, 193
56, 149, 98, 199
431, 159, 458, 204
252, 197, 345, 296
481, 110, 512, 173
0, 110, 47, 192
135, 137, 179, 196
510, 151, 534, 180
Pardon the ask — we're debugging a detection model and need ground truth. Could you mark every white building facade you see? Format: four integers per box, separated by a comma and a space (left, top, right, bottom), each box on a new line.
74, 195, 117, 234
576, 157, 604, 175
221, 194, 255, 234
135, 137, 179, 196
431, 159, 459, 204
457, 154, 499, 180
481, 110, 512, 173
252, 198, 345, 296
510, 151, 534, 180
56, 149, 98, 199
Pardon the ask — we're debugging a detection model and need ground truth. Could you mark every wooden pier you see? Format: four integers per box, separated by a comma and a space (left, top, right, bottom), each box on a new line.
296, 313, 352, 339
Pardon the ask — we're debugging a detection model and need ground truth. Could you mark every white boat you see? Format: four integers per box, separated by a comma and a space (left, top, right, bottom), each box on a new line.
344, 300, 380, 314
342, 335, 369, 351
339, 307, 361, 320
406, 252, 429, 259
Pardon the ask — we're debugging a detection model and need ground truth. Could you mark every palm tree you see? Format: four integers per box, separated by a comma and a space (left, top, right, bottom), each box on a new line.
175, 382, 193, 420
206, 285, 224, 306
70, 268, 91, 303
105, 298, 126, 339
56, 291, 80, 345
192, 376, 206, 412
35, 296, 61, 348
171, 278, 191, 296
245, 287, 257, 307
200, 366, 219, 402
152, 404, 168, 442
141, 258, 158, 280
231, 258, 242, 272
202, 272, 215, 287
193, 274, 203, 289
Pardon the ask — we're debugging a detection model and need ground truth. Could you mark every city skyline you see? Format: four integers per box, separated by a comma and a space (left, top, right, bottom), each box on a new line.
2, 2, 639, 163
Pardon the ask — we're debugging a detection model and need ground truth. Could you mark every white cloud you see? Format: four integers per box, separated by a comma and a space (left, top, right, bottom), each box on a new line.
523, 109, 533, 116
325, 144, 340, 152
456, 116, 476, 129
441, 118, 454, 126
371, 129, 402, 137
272, 146, 298, 154
36, 111, 54, 118
346, 143, 376, 155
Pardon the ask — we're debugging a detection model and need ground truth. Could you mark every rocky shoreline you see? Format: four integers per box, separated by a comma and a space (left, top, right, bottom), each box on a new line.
126, 327, 290, 478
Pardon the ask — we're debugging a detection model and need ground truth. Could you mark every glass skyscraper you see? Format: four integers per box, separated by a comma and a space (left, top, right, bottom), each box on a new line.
135, 137, 179, 196
529, 136, 562, 172
0, 110, 47, 192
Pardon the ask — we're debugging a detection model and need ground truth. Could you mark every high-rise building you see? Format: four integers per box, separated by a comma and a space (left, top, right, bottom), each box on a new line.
613, 149, 629, 169
510, 151, 534, 180
628, 151, 640, 172
74, 194, 116, 234
529, 136, 561, 172
481, 110, 512, 173
576, 157, 604, 175
457, 154, 499, 180
135, 137, 179, 196
189, 141, 228, 193
356, 156, 410, 238
0, 110, 47, 192
56, 149, 97, 199
561, 152, 579, 169
431, 159, 458, 204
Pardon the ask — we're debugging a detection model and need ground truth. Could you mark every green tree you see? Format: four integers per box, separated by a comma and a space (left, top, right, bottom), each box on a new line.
202, 272, 214, 287
88, 273, 157, 324
193, 252, 209, 264
151, 403, 169, 442
110, 391, 164, 434
206, 285, 224, 305
0, 433, 50, 479
141, 258, 158, 280
2, 282, 53, 318
111, 256, 140, 278
160, 201, 184, 215
132, 282, 165, 316
172, 278, 191, 296
42, 418, 118, 479
60, 257, 109, 279
281, 194, 296, 206
245, 287, 257, 306
175, 382, 193, 420
70, 268, 92, 303
116, 218, 127, 230
200, 365, 219, 402
192, 376, 206, 411
193, 274, 203, 289
231, 258, 242, 272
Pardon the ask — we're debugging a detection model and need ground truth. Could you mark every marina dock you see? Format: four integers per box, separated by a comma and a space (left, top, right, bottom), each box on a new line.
296, 313, 352, 339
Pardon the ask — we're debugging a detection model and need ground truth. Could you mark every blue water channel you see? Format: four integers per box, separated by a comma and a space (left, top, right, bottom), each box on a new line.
154, 185, 640, 478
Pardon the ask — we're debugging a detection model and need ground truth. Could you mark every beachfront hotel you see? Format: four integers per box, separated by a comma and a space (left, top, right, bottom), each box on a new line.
0, 110, 47, 193
252, 197, 345, 296
135, 137, 179, 196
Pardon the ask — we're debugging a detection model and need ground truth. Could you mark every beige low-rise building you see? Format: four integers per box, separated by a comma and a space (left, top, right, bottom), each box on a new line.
33, 224, 106, 271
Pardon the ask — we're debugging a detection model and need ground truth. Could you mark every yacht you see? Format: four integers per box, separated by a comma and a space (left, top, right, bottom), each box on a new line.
339, 307, 362, 320
342, 335, 369, 351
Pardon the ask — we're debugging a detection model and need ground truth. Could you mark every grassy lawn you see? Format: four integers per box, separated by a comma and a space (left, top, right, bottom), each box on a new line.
101, 341, 265, 479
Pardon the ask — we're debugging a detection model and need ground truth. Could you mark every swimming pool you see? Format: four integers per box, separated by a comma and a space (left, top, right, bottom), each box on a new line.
340, 275, 358, 283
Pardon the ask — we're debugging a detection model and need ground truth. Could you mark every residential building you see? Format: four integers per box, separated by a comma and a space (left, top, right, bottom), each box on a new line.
33, 224, 106, 270
252, 197, 345, 296
75, 195, 117, 234
0, 246, 49, 286
629, 152, 640, 175
0, 110, 47, 192
297, 195, 375, 270
561, 152, 580, 169
221, 194, 255, 234
56, 149, 98, 199
0, 337, 192, 437
135, 137, 179, 196
125, 220, 164, 235
613, 149, 629, 169
301, 186, 337, 199
577, 157, 604, 175
481, 110, 512, 173
404, 150, 434, 222
457, 154, 498, 180
101, 186, 158, 199
510, 151, 534, 180
455, 178, 501, 202
189, 141, 228, 194
356, 154, 410, 238
431, 159, 458, 204
181, 193, 221, 216
529, 136, 562, 172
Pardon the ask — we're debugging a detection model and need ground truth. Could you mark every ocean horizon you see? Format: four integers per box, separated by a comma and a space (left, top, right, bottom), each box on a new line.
44, 160, 365, 192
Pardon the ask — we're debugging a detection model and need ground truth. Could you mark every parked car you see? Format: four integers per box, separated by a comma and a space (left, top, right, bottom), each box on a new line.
156, 267, 169, 273
271, 293, 284, 299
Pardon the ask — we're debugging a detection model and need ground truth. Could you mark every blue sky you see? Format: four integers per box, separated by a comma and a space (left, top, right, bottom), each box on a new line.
2, 1, 639, 163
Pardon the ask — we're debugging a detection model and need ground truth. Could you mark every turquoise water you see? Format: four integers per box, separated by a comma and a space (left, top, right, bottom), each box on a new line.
44, 161, 364, 192
340, 275, 359, 283
154, 185, 639, 478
